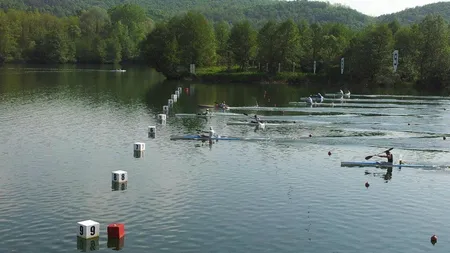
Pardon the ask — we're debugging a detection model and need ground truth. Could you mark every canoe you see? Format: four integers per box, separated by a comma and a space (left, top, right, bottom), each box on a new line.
340, 161, 446, 169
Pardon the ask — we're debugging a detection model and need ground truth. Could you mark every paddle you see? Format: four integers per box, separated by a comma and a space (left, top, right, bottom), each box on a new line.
365, 148, 394, 160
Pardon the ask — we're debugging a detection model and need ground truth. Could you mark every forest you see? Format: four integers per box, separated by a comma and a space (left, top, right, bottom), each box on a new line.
1, 3, 450, 91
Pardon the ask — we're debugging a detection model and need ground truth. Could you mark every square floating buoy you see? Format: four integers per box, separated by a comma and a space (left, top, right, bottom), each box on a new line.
171, 94, 177, 102
168, 99, 174, 107
148, 126, 156, 138
77, 220, 100, 239
107, 223, 125, 239
134, 142, 145, 151
162, 105, 169, 113
175, 90, 180, 96
112, 170, 128, 183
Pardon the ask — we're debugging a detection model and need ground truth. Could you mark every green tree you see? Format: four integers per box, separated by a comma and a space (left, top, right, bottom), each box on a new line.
229, 20, 256, 71
169, 11, 216, 67
273, 19, 301, 71
416, 15, 450, 90
214, 21, 230, 66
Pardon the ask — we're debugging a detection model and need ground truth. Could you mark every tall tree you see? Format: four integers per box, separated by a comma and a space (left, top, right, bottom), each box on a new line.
229, 20, 256, 71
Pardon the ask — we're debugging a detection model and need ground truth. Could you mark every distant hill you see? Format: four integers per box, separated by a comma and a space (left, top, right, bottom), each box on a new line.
377, 2, 450, 25
0, 0, 273, 20
208, 1, 375, 29
1, 0, 449, 28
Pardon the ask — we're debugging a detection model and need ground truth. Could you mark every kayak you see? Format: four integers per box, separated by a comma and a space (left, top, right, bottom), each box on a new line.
170, 134, 270, 141
197, 104, 229, 110
340, 161, 447, 169
175, 112, 243, 117
226, 121, 298, 126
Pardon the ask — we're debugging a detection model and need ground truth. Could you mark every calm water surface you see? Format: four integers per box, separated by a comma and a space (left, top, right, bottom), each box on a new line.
1, 65, 450, 253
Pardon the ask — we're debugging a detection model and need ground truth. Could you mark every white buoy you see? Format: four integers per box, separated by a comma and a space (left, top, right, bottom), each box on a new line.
157, 114, 166, 124
168, 99, 174, 107
175, 90, 180, 97
162, 105, 169, 113
112, 170, 128, 183
171, 94, 177, 102
148, 126, 156, 138
134, 142, 145, 151
77, 220, 100, 239
177, 87, 182, 93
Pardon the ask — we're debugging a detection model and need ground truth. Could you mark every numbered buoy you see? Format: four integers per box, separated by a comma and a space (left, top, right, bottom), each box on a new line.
148, 126, 156, 138
178, 87, 182, 93
107, 236, 125, 250
168, 99, 174, 107
163, 105, 169, 113
431, 234, 437, 245
112, 170, 128, 183
77, 237, 99, 251
134, 142, 145, 151
77, 220, 100, 239
171, 94, 178, 102
107, 223, 125, 239
175, 90, 180, 97
365, 182, 370, 188
157, 114, 167, 123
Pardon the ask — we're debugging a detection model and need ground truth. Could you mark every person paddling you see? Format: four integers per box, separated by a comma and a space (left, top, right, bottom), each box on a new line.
378, 150, 393, 163
251, 114, 261, 123
201, 126, 217, 144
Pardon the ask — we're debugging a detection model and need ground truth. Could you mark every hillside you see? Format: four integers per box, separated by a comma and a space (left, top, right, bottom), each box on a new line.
1, 0, 449, 28
215, 1, 374, 29
0, 0, 274, 20
377, 2, 450, 24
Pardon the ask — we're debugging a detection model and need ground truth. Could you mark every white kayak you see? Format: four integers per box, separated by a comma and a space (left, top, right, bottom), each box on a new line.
227, 121, 298, 127
175, 112, 243, 117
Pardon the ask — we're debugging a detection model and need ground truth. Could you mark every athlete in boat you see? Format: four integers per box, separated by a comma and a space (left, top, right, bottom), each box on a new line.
378, 150, 393, 163
251, 114, 261, 123
201, 109, 211, 115
201, 126, 217, 144
306, 96, 313, 106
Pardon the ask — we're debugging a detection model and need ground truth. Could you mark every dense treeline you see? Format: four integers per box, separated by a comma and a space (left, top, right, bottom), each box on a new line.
377, 2, 450, 25
1, 6, 450, 91
5, 0, 450, 29
142, 12, 450, 91
0, 5, 153, 64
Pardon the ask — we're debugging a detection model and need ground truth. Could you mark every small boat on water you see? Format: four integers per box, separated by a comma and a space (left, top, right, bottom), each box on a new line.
198, 102, 229, 110
170, 134, 270, 141
112, 69, 126, 72
340, 161, 447, 169
175, 112, 242, 117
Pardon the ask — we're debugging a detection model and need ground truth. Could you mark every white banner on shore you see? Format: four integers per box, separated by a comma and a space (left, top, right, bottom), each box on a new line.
393, 50, 399, 72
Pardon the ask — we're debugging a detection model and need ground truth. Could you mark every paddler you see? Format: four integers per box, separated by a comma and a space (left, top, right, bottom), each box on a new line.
251, 114, 261, 123
377, 150, 393, 163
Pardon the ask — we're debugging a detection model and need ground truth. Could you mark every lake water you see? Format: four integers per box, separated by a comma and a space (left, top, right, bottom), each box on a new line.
1, 65, 450, 253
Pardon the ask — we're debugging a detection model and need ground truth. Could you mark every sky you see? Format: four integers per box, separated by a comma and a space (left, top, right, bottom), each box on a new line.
322, 0, 445, 16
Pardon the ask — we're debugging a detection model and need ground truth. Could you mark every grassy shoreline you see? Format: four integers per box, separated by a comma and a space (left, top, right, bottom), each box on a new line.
190, 66, 327, 85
